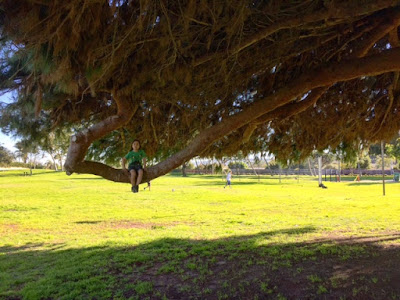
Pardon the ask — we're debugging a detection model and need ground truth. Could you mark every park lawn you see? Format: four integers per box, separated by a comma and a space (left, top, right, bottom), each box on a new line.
0, 170, 399, 299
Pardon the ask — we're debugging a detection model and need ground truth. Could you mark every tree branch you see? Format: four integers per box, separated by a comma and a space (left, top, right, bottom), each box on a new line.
64, 93, 136, 175
244, 7, 400, 138
67, 48, 400, 183
148, 48, 400, 181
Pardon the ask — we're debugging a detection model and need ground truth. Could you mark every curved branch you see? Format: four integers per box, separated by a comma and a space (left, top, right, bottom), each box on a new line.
67, 48, 400, 183
70, 161, 130, 182
254, 87, 329, 125
146, 48, 400, 182
64, 93, 136, 175
239, 87, 329, 144
245, 7, 400, 134
356, 7, 400, 57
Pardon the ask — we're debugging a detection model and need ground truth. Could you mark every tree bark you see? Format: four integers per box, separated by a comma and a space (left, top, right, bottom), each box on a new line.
64, 92, 135, 176
66, 48, 400, 183
308, 158, 315, 177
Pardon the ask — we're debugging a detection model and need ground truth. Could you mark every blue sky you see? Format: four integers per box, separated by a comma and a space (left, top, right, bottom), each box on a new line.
0, 132, 17, 151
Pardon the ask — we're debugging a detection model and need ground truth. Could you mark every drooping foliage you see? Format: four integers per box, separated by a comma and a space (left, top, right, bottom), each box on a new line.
1, 0, 400, 181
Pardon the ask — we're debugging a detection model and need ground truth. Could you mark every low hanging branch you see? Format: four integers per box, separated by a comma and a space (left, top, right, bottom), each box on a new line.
238, 8, 400, 142
64, 92, 136, 180
66, 48, 400, 183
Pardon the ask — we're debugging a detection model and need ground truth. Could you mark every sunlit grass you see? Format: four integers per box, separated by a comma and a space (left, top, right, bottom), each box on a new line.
1, 170, 399, 299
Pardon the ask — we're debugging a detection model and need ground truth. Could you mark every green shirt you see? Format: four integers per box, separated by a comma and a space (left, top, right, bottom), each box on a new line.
125, 150, 147, 165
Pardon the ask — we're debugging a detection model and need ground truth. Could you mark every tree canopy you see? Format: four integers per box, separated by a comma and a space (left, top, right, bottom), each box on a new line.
1, 0, 400, 182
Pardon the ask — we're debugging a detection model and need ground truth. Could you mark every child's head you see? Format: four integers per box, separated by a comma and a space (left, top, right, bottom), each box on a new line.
131, 139, 141, 151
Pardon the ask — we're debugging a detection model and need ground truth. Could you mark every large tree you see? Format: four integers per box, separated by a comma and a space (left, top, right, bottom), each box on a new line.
1, 0, 400, 183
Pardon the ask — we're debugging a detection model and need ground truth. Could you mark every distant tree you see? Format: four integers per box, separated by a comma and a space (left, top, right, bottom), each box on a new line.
376, 155, 394, 168
228, 162, 247, 170
40, 130, 70, 171
358, 156, 372, 169
14, 141, 32, 164
386, 137, 400, 167
14, 140, 39, 168
0, 145, 13, 165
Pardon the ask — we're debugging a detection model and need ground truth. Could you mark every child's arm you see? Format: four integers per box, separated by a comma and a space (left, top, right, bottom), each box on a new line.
122, 157, 127, 170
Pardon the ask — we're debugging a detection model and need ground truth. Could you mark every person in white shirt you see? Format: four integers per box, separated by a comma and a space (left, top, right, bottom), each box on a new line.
224, 170, 232, 188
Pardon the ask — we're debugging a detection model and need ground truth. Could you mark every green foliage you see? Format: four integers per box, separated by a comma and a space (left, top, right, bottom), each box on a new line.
386, 137, 400, 162
9, 161, 30, 168
358, 156, 371, 169
375, 155, 394, 168
185, 162, 195, 170
0, 145, 13, 166
228, 161, 247, 169
266, 162, 280, 170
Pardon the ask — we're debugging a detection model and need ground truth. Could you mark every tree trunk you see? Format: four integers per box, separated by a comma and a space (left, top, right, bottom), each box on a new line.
308, 158, 315, 176
194, 158, 200, 175
182, 162, 187, 177
51, 155, 58, 171
279, 163, 282, 183
59, 155, 64, 171
318, 156, 323, 186
247, 158, 258, 177
381, 141, 386, 196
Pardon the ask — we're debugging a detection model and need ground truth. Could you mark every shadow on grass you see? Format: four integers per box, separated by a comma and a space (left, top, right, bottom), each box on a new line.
0, 170, 30, 178
348, 181, 395, 186
0, 170, 64, 179
75, 221, 103, 224
1, 227, 399, 300
67, 177, 105, 180
194, 180, 264, 187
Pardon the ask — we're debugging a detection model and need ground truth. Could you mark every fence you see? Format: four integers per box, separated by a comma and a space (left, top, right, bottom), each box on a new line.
178, 168, 395, 176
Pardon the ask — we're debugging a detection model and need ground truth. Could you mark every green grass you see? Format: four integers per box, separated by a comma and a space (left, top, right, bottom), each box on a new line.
1, 170, 399, 299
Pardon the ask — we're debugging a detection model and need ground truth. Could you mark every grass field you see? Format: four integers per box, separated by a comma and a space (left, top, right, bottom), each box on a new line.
1, 170, 400, 299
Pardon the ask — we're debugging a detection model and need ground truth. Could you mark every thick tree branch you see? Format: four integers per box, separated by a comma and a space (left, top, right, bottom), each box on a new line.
64, 93, 136, 175
240, 87, 329, 144
356, 7, 400, 57
255, 87, 329, 125
147, 48, 400, 181
194, 3, 400, 149
67, 48, 400, 183
243, 7, 400, 139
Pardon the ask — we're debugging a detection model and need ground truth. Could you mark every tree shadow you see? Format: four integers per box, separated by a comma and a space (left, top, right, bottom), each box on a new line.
0, 170, 30, 178
74, 221, 102, 224
348, 182, 393, 186
66, 177, 105, 180
1, 226, 399, 299
0, 170, 63, 178
194, 180, 264, 187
